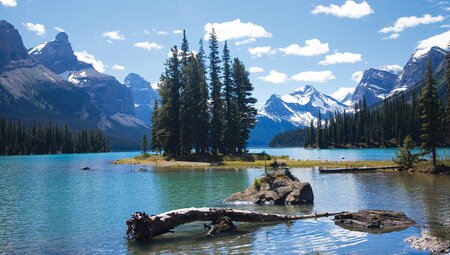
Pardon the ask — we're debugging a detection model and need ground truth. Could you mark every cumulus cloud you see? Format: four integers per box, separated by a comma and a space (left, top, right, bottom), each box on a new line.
235, 38, 256, 46
258, 70, 289, 84
248, 46, 277, 58
158, 31, 168, 35
102, 31, 125, 41
312, 1, 373, 19
23, 22, 46, 36
54, 26, 65, 32
74, 51, 105, 73
331, 87, 356, 101
279, 39, 329, 56
379, 14, 444, 36
249, 66, 264, 73
112, 64, 125, 71
351, 71, 364, 82
415, 30, 450, 56
0, 0, 17, 7
144, 30, 150, 35
382, 33, 400, 40
204, 19, 272, 41
291, 71, 335, 83
133, 41, 164, 51
319, 51, 362, 65
173, 29, 183, 34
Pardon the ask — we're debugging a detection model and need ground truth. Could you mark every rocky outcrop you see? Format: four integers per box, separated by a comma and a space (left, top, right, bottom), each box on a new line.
333, 209, 415, 233
224, 169, 314, 205
351, 68, 398, 107
406, 235, 450, 254
124, 73, 160, 124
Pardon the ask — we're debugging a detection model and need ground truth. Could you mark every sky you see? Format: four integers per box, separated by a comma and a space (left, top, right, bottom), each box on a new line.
1, 0, 450, 108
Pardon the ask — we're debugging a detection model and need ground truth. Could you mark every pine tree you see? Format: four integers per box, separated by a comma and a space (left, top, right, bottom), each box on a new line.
445, 46, 450, 144
394, 135, 420, 170
316, 111, 322, 148
222, 41, 238, 153
232, 58, 257, 153
208, 28, 224, 155
419, 60, 439, 167
179, 31, 193, 156
150, 101, 161, 154
141, 135, 148, 155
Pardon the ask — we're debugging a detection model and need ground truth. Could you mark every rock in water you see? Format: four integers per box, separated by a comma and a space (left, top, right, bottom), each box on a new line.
333, 209, 415, 233
224, 169, 313, 205
405, 235, 450, 254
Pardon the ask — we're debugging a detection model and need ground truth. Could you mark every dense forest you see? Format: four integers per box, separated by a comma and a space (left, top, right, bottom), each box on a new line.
150, 30, 257, 157
304, 59, 450, 150
0, 116, 110, 155
271, 57, 450, 150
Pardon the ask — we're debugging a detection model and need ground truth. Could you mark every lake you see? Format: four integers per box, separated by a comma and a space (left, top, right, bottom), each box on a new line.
0, 149, 449, 254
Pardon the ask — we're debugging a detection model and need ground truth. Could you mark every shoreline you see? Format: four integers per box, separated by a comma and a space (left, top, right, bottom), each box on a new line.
113, 155, 396, 169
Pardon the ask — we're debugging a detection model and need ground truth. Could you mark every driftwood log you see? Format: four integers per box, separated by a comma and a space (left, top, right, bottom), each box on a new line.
126, 207, 343, 241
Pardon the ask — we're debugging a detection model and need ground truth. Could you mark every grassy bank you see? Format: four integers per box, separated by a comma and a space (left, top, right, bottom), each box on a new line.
113, 153, 396, 169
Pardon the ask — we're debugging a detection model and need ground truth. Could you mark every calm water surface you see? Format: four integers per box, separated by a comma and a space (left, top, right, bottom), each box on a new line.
0, 149, 449, 254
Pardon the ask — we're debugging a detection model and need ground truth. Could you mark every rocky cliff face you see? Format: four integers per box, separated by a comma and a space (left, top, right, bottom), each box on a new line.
389, 46, 447, 96
351, 68, 398, 107
0, 20, 99, 127
124, 73, 160, 124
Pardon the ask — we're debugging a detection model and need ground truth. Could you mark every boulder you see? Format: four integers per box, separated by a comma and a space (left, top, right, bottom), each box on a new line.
405, 235, 450, 254
333, 209, 415, 233
224, 169, 313, 205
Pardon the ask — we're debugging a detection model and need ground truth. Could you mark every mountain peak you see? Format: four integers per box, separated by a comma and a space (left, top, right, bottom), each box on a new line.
55, 32, 69, 43
292, 85, 315, 95
0, 20, 29, 68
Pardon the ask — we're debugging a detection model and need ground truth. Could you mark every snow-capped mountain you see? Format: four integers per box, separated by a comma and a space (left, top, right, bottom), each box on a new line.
351, 68, 398, 107
340, 92, 353, 106
124, 73, 160, 124
389, 46, 447, 96
249, 85, 347, 146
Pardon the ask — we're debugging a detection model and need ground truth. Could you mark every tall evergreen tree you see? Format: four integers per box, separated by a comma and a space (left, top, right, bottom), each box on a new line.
419, 60, 439, 167
179, 31, 193, 156
445, 45, 450, 144
208, 28, 224, 154
141, 135, 148, 155
195, 39, 210, 154
316, 111, 322, 148
232, 58, 257, 153
222, 41, 238, 153
150, 101, 161, 154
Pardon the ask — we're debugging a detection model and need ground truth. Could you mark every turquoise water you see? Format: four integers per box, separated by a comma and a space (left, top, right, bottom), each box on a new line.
0, 149, 449, 254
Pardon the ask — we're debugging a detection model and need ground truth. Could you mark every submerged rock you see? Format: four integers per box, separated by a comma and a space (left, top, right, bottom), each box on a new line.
224, 169, 313, 205
333, 210, 415, 233
405, 235, 450, 254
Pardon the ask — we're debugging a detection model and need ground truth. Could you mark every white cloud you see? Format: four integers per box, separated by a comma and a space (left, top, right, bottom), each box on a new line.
173, 29, 183, 34
204, 19, 272, 41
331, 87, 356, 101
102, 31, 125, 41
415, 30, 450, 56
441, 24, 450, 28
112, 64, 125, 71
158, 31, 168, 35
279, 39, 329, 56
351, 71, 364, 82
379, 14, 445, 34
235, 38, 256, 46
319, 51, 362, 65
0, 0, 16, 7
54, 26, 65, 32
291, 71, 335, 83
382, 33, 400, 40
74, 51, 105, 73
312, 1, 374, 19
258, 70, 289, 84
133, 41, 164, 51
144, 30, 150, 35
22, 22, 46, 36
248, 46, 277, 57
249, 66, 264, 73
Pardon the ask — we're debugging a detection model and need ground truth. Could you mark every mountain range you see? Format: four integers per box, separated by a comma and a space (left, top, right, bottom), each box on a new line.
250, 45, 448, 146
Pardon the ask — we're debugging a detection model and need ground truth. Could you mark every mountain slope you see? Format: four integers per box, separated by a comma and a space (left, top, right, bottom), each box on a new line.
124, 73, 160, 124
0, 20, 99, 128
351, 68, 398, 107
249, 85, 347, 146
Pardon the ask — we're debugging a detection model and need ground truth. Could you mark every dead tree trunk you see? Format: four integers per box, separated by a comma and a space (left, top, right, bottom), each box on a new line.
126, 207, 344, 241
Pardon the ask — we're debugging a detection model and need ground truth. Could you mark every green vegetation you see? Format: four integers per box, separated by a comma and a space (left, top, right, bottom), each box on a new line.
0, 115, 109, 155
151, 29, 257, 158
393, 136, 421, 170
269, 129, 306, 147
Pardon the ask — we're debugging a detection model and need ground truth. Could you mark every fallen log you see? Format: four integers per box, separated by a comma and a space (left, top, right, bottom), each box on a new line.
126, 207, 344, 241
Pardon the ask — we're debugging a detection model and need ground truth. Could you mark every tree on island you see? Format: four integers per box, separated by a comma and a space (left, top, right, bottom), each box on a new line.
150, 29, 257, 158
419, 60, 439, 167
141, 134, 148, 155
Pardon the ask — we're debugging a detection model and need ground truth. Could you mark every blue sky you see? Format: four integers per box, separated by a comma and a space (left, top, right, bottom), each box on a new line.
1, 0, 450, 107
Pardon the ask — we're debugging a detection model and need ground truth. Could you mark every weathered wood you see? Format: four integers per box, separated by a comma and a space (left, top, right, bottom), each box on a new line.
319, 166, 399, 173
126, 207, 344, 241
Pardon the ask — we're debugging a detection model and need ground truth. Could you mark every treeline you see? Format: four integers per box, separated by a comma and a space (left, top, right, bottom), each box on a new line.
150, 30, 257, 157
269, 129, 306, 147
305, 59, 450, 153
0, 116, 110, 155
